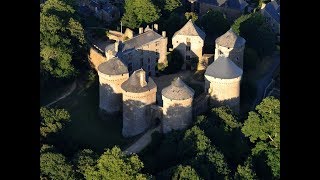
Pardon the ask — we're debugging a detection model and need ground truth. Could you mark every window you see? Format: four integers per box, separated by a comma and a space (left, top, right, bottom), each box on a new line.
186, 37, 190, 43
186, 45, 190, 51
156, 49, 158, 52
149, 72, 151, 76
155, 41, 159, 46
236, 57, 239, 61
219, 50, 223, 55
148, 65, 150, 71
141, 58, 143, 66
176, 41, 179, 43
128, 63, 132, 72
148, 58, 151, 64
186, 55, 190, 61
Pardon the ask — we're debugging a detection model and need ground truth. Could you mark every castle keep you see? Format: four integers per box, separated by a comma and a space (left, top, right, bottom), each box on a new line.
95, 21, 246, 137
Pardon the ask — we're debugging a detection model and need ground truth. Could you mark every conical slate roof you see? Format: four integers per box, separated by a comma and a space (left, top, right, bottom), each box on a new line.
121, 69, 157, 93
98, 57, 128, 75
173, 19, 206, 40
215, 28, 245, 48
205, 56, 243, 79
162, 77, 195, 100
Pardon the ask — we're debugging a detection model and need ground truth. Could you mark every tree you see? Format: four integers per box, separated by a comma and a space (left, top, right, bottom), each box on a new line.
234, 157, 257, 180
200, 10, 230, 38
165, 49, 184, 74
211, 106, 241, 132
40, 0, 86, 80
179, 126, 211, 158
40, 107, 71, 138
242, 96, 280, 178
73, 149, 99, 178
243, 47, 260, 72
185, 12, 198, 22
172, 165, 202, 180
163, 13, 184, 40
232, 13, 276, 57
164, 0, 182, 12
40, 150, 75, 179
121, 0, 160, 29
84, 146, 148, 180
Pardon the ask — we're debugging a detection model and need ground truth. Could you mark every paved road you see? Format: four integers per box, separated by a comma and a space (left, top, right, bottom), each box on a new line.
123, 125, 161, 155
252, 54, 280, 109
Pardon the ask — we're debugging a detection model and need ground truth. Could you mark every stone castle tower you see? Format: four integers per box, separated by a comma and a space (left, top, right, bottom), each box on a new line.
214, 28, 246, 69
121, 69, 157, 137
161, 78, 195, 133
205, 56, 243, 113
97, 57, 129, 113
172, 19, 206, 70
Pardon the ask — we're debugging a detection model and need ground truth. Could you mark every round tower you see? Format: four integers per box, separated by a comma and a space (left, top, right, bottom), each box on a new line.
97, 57, 129, 114
161, 78, 195, 133
214, 28, 246, 69
205, 56, 243, 114
121, 69, 157, 137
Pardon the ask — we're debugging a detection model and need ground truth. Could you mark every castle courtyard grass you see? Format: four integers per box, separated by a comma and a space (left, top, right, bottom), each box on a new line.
52, 78, 136, 153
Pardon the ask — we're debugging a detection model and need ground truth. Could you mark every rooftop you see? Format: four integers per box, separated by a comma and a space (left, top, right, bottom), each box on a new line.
121, 69, 157, 93
265, 1, 280, 24
205, 56, 243, 79
98, 57, 128, 75
215, 28, 246, 48
173, 19, 206, 40
161, 77, 195, 100
105, 29, 163, 54
199, 0, 248, 10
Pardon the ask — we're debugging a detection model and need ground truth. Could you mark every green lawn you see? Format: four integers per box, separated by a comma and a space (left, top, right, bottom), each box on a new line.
52, 78, 136, 154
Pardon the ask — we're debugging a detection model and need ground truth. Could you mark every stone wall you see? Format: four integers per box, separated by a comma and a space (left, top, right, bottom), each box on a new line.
205, 75, 241, 113
98, 71, 129, 113
172, 35, 204, 70
89, 47, 107, 70
122, 88, 157, 137
214, 44, 245, 69
192, 93, 209, 116
162, 96, 193, 133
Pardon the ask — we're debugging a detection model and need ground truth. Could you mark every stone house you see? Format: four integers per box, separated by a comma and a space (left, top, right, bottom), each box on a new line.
261, 0, 280, 36
197, 0, 248, 20
105, 25, 168, 77
172, 19, 206, 70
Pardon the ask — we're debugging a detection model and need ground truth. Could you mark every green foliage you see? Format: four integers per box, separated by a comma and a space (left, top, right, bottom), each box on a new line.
211, 106, 241, 132
172, 165, 202, 180
232, 13, 276, 57
40, 151, 75, 179
164, 0, 182, 12
121, 0, 160, 29
180, 126, 211, 158
40, 107, 71, 138
200, 10, 230, 38
242, 96, 280, 178
163, 13, 184, 40
73, 149, 98, 177
243, 47, 260, 72
40, 0, 86, 79
164, 49, 184, 74
234, 156, 257, 180
185, 12, 198, 22
84, 146, 147, 180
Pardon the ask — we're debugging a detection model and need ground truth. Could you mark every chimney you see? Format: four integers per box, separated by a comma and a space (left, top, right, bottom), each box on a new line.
144, 25, 150, 32
114, 41, 119, 52
139, 70, 147, 87
153, 24, 158, 32
139, 27, 143, 34
162, 31, 166, 37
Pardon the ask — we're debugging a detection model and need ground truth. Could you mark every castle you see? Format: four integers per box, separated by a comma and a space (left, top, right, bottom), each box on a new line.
96, 20, 245, 137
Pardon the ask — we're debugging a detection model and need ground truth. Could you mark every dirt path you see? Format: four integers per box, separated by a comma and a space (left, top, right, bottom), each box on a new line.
45, 80, 77, 107
123, 125, 161, 155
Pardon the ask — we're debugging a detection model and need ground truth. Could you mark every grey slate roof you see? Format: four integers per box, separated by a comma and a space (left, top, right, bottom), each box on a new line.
198, 0, 247, 10
162, 77, 195, 100
265, 1, 280, 24
105, 43, 117, 54
215, 28, 245, 48
98, 57, 128, 75
173, 19, 206, 40
105, 30, 163, 54
205, 56, 243, 79
121, 69, 157, 93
